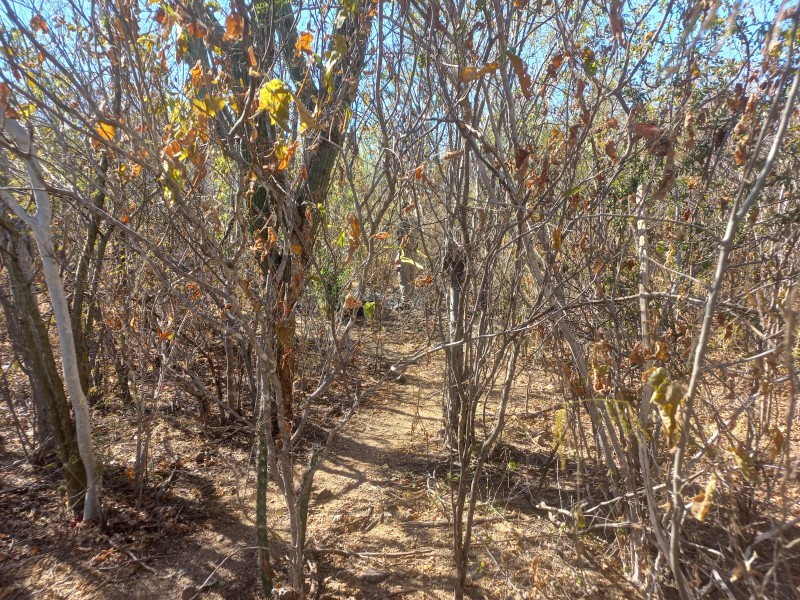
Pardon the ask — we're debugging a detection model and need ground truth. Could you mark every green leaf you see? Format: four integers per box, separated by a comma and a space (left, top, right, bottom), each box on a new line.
363, 301, 376, 319
580, 46, 598, 76
324, 35, 347, 94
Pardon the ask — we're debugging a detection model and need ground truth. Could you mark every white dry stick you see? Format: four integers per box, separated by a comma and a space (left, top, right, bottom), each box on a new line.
0, 107, 102, 521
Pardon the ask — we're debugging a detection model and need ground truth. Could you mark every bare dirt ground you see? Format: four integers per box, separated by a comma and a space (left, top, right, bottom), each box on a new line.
1, 323, 643, 600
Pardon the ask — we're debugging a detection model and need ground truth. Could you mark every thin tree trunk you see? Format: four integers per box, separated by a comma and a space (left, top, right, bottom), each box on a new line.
33, 223, 102, 521
256, 382, 273, 596
1, 107, 102, 522
0, 212, 87, 509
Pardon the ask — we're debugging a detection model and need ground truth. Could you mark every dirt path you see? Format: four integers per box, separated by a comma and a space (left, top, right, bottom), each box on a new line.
1, 328, 635, 599
302, 340, 456, 598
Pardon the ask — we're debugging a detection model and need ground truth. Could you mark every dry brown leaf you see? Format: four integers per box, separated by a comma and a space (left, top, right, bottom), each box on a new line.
414, 274, 433, 287
460, 61, 499, 83
604, 138, 618, 161
343, 294, 362, 310
630, 122, 662, 139
508, 52, 533, 99
609, 0, 625, 45
552, 228, 562, 251
629, 342, 644, 365
224, 13, 244, 41
734, 137, 748, 166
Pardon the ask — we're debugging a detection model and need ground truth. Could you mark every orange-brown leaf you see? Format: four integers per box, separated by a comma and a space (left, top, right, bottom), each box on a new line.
189, 60, 204, 88
630, 122, 662, 139
552, 228, 562, 251
344, 294, 362, 309
508, 52, 533, 99
224, 13, 244, 41
30, 14, 48, 34
161, 140, 181, 159
604, 138, 618, 161
460, 61, 499, 83
734, 137, 747, 166
546, 53, 564, 80
629, 342, 644, 365
414, 274, 433, 288
185, 22, 206, 39
295, 31, 313, 55
348, 214, 361, 243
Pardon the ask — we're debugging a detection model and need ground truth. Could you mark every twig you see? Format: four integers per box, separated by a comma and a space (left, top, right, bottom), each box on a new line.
308, 547, 434, 559
108, 539, 157, 574
189, 546, 263, 599
402, 516, 510, 528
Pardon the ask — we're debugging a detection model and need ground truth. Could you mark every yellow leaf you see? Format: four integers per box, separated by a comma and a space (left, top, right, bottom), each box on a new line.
650, 378, 684, 451
295, 96, 321, 131
192, 95, 227, 117
258, 79, 292, 129
729, 443, 756, 482
95, 121, 116, 141
690, 475, 716, 521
